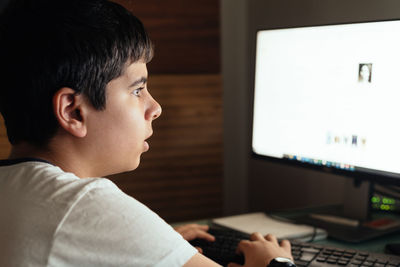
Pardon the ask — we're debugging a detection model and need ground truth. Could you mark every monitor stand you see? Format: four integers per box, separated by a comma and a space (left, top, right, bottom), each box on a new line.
294, 179, 400, 243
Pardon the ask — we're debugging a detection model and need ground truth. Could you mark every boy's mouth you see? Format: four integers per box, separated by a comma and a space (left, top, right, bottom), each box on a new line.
143, 141, 149, 152
143, 132, 152, 151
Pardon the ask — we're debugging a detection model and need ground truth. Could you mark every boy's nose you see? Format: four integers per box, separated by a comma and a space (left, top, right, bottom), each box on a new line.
151, 100, 162, 120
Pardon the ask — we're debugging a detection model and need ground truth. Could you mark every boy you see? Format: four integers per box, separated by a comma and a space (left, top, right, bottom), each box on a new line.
0, 0, 293, 266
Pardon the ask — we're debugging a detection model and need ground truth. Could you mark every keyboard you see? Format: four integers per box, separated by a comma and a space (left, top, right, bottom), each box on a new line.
190, 227, 400, 267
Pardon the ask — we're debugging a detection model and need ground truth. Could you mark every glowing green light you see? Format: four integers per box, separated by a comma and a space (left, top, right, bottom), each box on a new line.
380, 204, 391, 211
371, 196, 380, 203
382, 197, 396, 205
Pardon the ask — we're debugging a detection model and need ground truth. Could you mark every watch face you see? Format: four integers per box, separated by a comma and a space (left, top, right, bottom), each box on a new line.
274, 257, 293, 263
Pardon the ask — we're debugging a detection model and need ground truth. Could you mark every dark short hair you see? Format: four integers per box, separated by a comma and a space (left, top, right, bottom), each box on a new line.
0, 0, 153, 146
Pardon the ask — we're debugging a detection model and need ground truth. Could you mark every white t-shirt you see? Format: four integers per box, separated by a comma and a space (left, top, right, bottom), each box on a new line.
0, 159, 197, 267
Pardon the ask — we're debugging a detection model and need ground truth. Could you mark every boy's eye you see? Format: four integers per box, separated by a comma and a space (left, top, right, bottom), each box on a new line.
132, 88, 144, 96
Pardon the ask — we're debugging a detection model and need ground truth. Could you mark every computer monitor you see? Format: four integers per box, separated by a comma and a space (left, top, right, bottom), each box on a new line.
251, 19, 400, 241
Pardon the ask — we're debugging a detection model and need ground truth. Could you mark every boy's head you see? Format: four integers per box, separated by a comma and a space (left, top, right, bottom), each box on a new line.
0, 0, 154, 147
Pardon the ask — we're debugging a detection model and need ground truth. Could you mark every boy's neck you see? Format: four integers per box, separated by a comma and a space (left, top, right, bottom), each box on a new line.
9, 142, 51, 161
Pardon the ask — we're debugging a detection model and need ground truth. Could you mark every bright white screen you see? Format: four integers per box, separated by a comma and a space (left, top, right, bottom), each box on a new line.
252, 20, 400, 175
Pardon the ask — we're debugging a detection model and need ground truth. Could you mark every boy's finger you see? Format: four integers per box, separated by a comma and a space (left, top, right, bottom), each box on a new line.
193, 230, 215, 241
249, 232, 264, 241
235, 239, 251, 254
264, 234, 278, 244
196, 224, 209, 231
280, 239, 291, 250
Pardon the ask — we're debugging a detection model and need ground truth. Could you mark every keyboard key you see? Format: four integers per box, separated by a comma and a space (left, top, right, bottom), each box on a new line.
337, 260, 348, 265
351, 260, 363, 265
299, 252, 316, 262
356, 256, 367, 261
312, 245, 323, 250
292, 250, 301, 256
345, 249, 357, 255
294, 259, 310, 266
339, 256, 351, 262
327, 258, 338, 264
362, 261, 373, 266
323, 250, 334, 256
301, 247, 320, 254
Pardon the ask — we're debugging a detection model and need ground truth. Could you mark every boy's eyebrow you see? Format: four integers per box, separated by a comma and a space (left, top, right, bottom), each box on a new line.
128, 77, 147, 88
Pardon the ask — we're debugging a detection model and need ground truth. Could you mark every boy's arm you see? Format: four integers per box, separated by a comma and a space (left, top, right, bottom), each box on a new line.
183, 253, 222, 267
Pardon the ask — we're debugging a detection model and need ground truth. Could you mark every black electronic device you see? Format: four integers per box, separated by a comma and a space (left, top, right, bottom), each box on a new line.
251, 19, 400, 241
386, 243, 400, 256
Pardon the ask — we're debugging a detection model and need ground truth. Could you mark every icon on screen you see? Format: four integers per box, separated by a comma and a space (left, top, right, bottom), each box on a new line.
326, 132, 332, 144
352, 135, 358, 146
361, 137, 367, 147
358, 63, 372, 83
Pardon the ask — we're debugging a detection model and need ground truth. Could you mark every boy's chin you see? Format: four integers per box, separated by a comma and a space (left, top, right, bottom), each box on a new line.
104, 159, 141, 177
126, 157, 142, 172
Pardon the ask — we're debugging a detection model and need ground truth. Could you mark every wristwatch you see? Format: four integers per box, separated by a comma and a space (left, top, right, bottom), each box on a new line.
268, 257, 296, 267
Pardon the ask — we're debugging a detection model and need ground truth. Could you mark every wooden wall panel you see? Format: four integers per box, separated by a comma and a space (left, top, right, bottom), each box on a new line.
0, 116, 10, 159
113, 0, 220, 74
109, 74, 223, 223
108, 0, 223, 223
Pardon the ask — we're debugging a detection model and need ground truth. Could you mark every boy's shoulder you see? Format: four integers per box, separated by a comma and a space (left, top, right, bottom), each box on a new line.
0, 158, 116, 198
0, 158, 198, 267
0, 158, 121, 223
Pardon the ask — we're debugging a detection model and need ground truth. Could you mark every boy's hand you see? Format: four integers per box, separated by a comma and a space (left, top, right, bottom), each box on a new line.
227, 233, 293, 267
174, 224, 215, 253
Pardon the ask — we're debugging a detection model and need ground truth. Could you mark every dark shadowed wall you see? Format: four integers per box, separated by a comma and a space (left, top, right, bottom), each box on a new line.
222, 0, 400, 215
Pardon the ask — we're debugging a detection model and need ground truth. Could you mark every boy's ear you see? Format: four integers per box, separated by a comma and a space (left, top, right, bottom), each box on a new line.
53, 87, 88, 138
